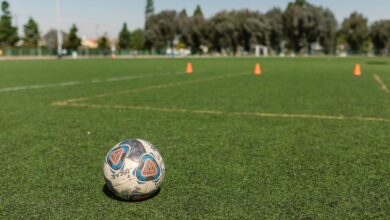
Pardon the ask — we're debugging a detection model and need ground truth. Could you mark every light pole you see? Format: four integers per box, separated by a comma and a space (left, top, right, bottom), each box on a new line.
56, 0, 63, 59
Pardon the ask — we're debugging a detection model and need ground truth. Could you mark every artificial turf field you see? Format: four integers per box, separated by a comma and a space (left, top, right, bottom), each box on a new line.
0, 57, 389, 219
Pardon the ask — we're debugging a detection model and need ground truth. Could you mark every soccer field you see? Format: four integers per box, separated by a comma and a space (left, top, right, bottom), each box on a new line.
1, 57, 389, 219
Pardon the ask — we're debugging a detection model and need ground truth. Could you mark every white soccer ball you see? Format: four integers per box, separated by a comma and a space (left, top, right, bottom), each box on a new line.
103, 139, 165, 201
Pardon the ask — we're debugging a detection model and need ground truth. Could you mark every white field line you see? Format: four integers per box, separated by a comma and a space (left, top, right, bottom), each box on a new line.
51, 72, 247, 106
0, 81, 81, 92
373, 74, 389, 94
91, 71, 184, 83
0, 71, 184, 93
53, 102, 390, 123
51, 71, 390, 123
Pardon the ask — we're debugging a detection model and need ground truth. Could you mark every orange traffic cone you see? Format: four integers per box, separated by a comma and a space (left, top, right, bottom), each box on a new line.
253, 63, 262, 76
354, 64, 362, 76
186, 62, 193, 74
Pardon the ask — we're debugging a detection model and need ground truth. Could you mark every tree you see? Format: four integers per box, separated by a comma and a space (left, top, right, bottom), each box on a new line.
179, 9, 187, 17
98, 33, 110, 50
0, 1, 18, 48
145, 10, 178, 51
284, 0, 320, 53
177, 9, 191, 47
206, 10, 270, 54
295, 0, 308, 6
193, 5, 203, 17
370, 20, 390, 53
208, 11, 238, 53
65, 24, 81, 50
131, 29, 145, 50
340, 12, 369, 52
145, 6, 157, 50
235, 10, 269, 52
266, 8, 284, 53
144, 25, 160, 50
317, 7, 337, 53
189, 13, 207, 53
145, 0, 154, 18
169, 5, 208, 53
283, 0, 337, 54
23, 17, 40, 48
43, 29, 67, 51
118, 23, 131, 49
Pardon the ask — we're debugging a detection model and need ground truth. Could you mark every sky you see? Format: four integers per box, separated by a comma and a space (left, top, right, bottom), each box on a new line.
8, 0, 390, 39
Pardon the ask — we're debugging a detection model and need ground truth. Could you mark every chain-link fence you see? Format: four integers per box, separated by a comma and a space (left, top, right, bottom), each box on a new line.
0, 48, 165, 57
0, 47, 389, 57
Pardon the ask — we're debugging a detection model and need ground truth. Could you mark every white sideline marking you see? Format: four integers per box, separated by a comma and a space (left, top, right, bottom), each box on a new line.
51, 72, 247, 105
53, 102, 390, 123
373, 74, 389, 94
51, 71, 390, 123
0, 71, 183, 93
0, 81, 81, 92
92, 71, 183, 83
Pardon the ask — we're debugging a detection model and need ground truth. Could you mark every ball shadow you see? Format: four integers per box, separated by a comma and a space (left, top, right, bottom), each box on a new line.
102, 184, 161, 203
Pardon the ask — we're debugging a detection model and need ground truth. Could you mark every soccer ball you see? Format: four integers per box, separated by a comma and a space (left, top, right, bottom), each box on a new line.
103, 139, 165, 201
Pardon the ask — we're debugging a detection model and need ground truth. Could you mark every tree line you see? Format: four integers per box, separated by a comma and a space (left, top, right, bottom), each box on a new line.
0, 0, 390, 55
144, 0, 390, 54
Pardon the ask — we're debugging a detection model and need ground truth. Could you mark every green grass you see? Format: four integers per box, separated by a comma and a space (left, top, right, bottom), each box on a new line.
0, 57, 389, 219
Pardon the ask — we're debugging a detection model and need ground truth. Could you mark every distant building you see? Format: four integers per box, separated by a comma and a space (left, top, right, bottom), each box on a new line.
81, 37, 98, 49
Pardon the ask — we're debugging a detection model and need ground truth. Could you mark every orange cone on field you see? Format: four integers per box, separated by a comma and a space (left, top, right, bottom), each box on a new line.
186, 62, 193, 74
253, 63, 262, 76
353, 64, 362, 76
